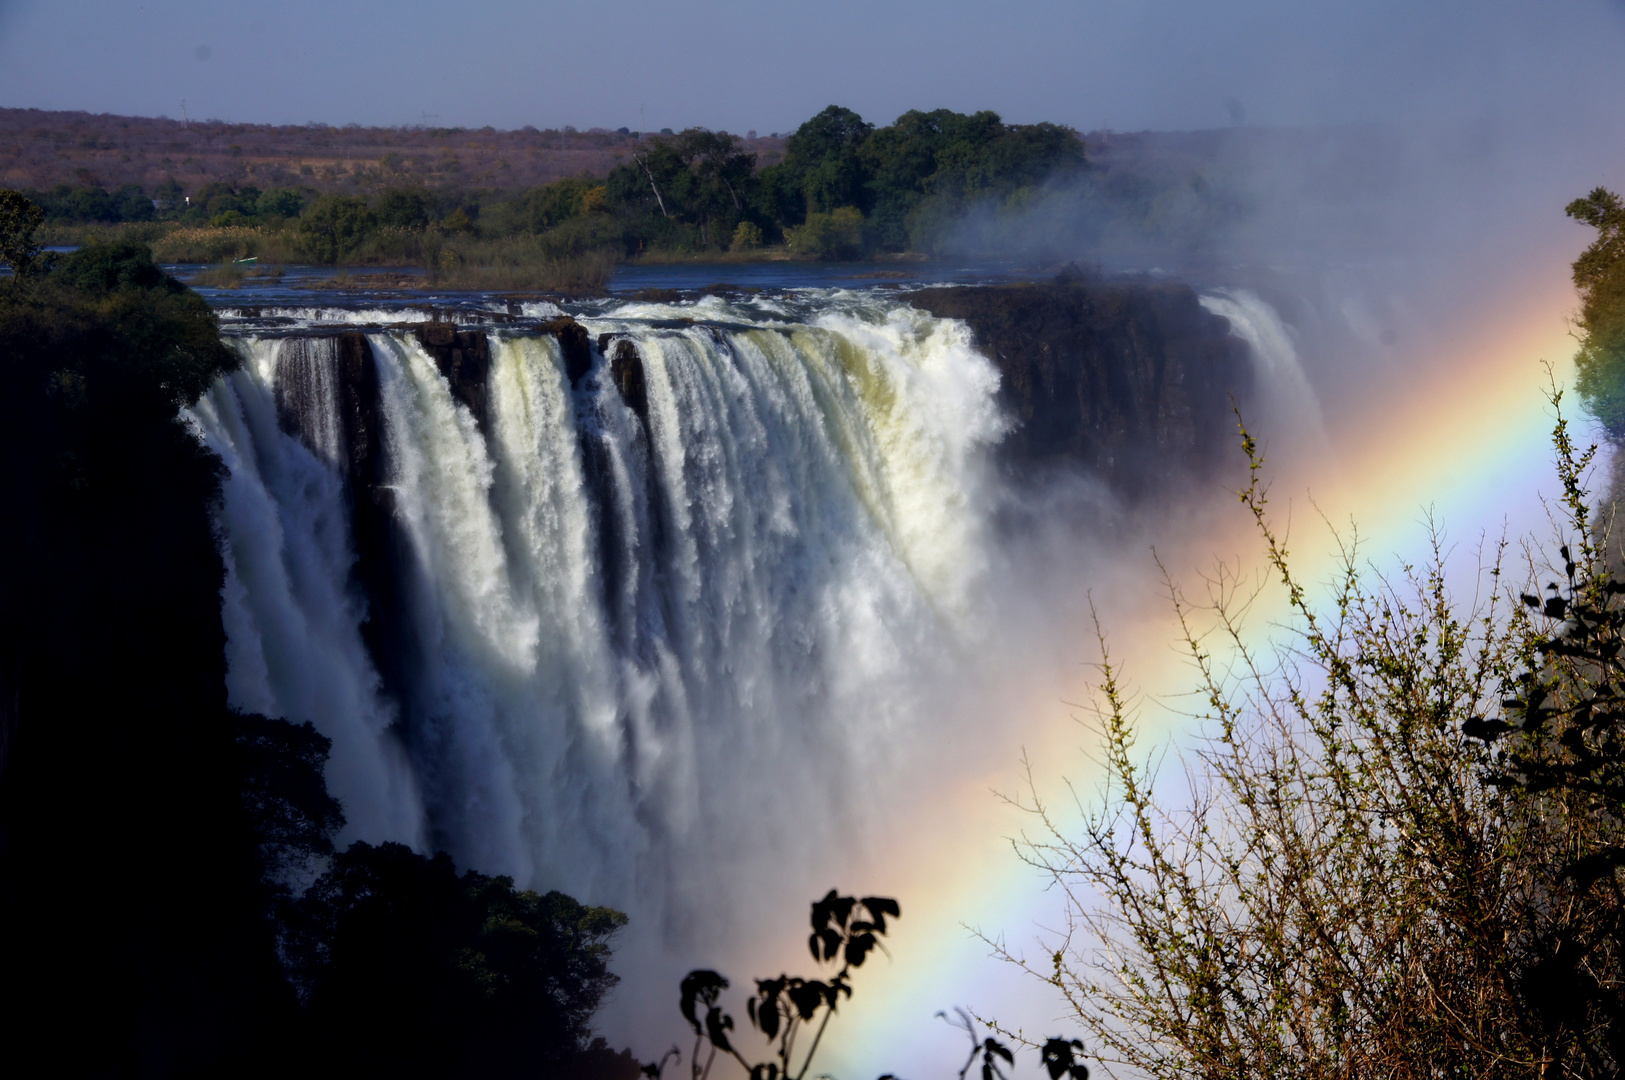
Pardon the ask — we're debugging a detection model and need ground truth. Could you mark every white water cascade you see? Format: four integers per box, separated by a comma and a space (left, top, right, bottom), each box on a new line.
189, 294, 1006, 935
1200, 288, 1329, 451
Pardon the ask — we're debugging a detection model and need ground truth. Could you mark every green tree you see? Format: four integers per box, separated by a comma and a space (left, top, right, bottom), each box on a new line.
605, 129, 759, 251
112, 184, 156, 223
0, 188, 45, 276
1569, 188, 1625, 441
255, 187, 307, 220
0, 236, 273, 1074
731, 220, 764, 251
787, 206, 866, 260
756, 106, 1084, 252
784, 106, 875, 216
375, 187, 433, 231
289, 841, 628, 1079
297, 193, 378, 264
509, 177, 603, 232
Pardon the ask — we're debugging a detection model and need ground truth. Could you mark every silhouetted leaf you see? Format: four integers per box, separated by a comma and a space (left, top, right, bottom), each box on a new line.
680, 970, 728, 1036
1040, 1038, 1087, 1080
846, 931, 877, 967
705, 1006, 735, 1053
861, 896, 900, 933
821, 927, 844, 962
642, 1046, 681, 1078
750, 977, 785, 1039
788, 980, 825, 1019
1464, 716, 1512, 742
1567, 848, 1625, 890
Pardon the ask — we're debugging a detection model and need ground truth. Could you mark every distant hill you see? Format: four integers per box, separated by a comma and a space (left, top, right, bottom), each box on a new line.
0, 107, 789, 196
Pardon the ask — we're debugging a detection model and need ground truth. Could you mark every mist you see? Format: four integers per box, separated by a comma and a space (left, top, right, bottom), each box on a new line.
815, 5, 1625, 1077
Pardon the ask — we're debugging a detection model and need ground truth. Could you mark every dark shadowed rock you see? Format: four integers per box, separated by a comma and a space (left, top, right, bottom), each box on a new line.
907, 281, 1250, 497
544, 316, 593, 385
608, 339, 647, 424
333, 332, 416, 708
414, 322, 491, 422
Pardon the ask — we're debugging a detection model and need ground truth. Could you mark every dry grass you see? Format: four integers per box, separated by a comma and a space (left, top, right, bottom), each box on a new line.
430, 249, 614, 293
184, 264, 286, 289
150, 226, 302, 264
33, 217, 616, 293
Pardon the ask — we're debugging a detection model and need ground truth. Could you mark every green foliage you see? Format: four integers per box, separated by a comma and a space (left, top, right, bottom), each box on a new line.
0, 235, 264, 1073
606, 129, 760, 252
787, 206, 867, 261
48, 240, 238, 405
778, 105, 874, 220
0, 240, 638, 1074
1568, 188, 1625, 441
17, 105, 1085, 270
1462, 417, 1625, 1066
255, 187, 308, 220
235, 714, 346, 889
0, 187, 46, 275
290, 841, 627, 1078
375, 187, 433, 231
506, 177, 608, 233
55, 237, 170, 293
730, 220, 764, 251
763, 105, 1084, 252
297, 193, 378, 264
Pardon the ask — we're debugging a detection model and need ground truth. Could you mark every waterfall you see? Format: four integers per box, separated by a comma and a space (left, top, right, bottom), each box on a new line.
189, 337, 425, 846
189, 295, 1005, 932
1200, 288, 1329, 450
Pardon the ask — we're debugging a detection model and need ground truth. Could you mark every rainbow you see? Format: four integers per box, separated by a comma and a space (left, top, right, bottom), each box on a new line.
816, 258, 1591, 1077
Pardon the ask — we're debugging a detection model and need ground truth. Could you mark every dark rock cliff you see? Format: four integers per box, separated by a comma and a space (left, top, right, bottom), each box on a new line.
906, 282, 1251, 496
415, 322, 492, 422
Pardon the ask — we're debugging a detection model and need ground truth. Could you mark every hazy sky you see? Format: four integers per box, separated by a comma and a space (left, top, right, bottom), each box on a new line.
0, 0, 1622, 134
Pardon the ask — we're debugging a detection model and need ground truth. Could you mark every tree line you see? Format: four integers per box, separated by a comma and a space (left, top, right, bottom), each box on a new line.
24, 105, 1085, 264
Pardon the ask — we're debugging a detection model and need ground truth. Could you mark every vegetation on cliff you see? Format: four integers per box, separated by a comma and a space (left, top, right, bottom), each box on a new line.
1569, 187, 1625, 441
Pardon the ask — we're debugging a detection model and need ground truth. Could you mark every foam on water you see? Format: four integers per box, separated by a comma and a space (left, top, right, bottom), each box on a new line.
193, 293, 1005, 926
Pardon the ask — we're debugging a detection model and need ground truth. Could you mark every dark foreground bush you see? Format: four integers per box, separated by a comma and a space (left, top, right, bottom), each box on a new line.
286, 842, 626, 1078
0, 195, 634, 1077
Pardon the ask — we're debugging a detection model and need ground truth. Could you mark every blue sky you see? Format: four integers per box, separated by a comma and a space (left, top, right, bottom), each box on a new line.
1, 0, 1622, 133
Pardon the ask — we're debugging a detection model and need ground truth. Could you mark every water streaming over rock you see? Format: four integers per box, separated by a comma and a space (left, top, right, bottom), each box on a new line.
1200, 288, 1329, 450
189, 293, 1009, 932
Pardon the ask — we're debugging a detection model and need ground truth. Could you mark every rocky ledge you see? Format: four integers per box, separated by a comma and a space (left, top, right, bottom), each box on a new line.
906, 282, 1251, 497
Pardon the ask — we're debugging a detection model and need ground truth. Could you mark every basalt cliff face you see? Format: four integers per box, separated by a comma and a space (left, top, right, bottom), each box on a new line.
906, 282, 1251, 495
